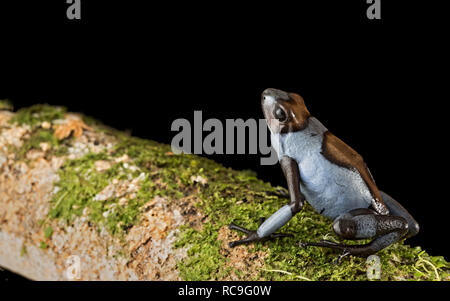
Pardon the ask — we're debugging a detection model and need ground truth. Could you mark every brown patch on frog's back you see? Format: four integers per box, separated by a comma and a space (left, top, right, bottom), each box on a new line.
321, 131, 385, 210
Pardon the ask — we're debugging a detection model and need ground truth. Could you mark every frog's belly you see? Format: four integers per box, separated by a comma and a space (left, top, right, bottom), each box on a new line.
298, 152, 372, 220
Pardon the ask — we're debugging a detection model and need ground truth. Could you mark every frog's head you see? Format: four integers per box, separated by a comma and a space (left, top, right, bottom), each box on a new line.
261, 88, 310, 134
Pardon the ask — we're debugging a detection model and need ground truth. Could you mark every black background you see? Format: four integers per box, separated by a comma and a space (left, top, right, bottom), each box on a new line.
0, 0, 448, 281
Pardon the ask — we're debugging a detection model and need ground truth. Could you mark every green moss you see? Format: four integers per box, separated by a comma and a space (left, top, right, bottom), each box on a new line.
9, 104, 65, 126
0, 99, 13, 111
4, 126, 70, 162
44, 226, 53, 239
112, 136, 189, 199
48, 152, 129, 235
39, 241, 48, 249
20, 245, 27, 257
17, 129, 60, 159
175, 224, 226, 280
6, 104, 69, 161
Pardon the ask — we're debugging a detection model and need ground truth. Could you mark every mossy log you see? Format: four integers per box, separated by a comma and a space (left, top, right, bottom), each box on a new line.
0, 103, 449, 281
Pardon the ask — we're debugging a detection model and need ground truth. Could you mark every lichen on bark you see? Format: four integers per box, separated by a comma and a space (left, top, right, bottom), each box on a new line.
0, 104, 449, 281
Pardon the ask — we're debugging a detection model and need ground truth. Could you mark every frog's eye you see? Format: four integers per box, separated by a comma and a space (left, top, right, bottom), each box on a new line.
273, 106, 287, 122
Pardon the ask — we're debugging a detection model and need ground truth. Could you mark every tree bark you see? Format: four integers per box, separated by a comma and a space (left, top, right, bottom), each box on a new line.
0, 109, 190, 280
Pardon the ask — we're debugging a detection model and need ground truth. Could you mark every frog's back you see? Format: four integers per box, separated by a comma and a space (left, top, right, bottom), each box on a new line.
272, 117, 372, 219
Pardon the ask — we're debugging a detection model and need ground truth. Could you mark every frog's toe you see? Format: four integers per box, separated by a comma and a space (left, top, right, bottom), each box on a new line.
228, 222, 254, 235
228, 231, 260, 248
333, 251, 351, 265
300, 240, 343, 249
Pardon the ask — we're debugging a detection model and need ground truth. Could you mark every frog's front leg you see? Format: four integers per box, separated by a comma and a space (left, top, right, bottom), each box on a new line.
229, 156, 304, 248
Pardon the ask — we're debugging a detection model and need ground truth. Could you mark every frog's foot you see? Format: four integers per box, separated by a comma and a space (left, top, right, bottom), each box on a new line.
300, 239, 343, 249
301, 232, 406, 259
300, 240, 358, 263
228, 222, 293, 248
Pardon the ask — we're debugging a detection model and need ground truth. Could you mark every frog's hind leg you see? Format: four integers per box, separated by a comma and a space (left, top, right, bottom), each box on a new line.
301, 208, 409, 260
380, 191, 419, 238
